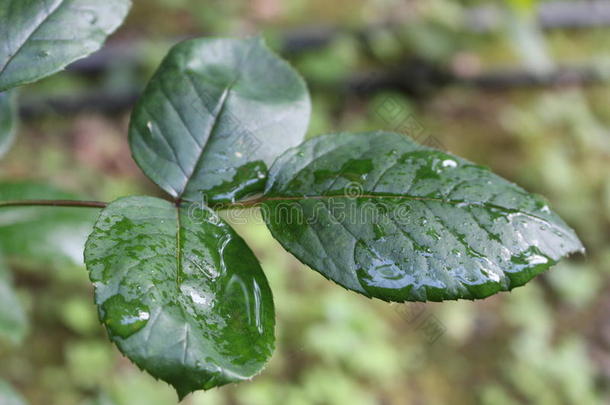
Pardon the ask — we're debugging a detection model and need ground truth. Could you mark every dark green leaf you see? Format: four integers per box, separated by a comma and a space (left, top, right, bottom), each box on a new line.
84, 196, 275, 398
0, 254, 28, 345
0, 181, 98, 269
129, 37, 310, 205
0, 379, 27, 405
0, 0, 132, 91
261, 131, 584, 302
0, 91, 18, 158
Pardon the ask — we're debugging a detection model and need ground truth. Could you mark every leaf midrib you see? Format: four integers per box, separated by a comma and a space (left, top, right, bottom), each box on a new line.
0, 0, 66, 77
178, 81, 232, 199
177, 39, 258, 200
175, 204, 183, 286
229, 193, 572, 233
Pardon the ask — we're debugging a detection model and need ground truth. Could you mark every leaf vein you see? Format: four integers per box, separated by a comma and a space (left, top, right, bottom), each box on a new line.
0, 0, 65, 76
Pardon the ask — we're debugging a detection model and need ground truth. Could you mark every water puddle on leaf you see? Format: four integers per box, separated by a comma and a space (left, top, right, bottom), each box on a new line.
101, 295, 150, 339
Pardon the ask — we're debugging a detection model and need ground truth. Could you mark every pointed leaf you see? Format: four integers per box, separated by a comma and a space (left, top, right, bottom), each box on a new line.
84, 196, 275, 398
129, 37, 310, 205
0, 0, 131, 91
0, 254, 28, 345
0, 91, 18, 158
0, 181, 98, 269
261, 132, 584, 302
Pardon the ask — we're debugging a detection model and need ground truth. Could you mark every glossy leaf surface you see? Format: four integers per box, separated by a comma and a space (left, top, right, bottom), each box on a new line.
0, 182, 98, 269
129, 37, 310, 204
84, 196, 274, 398
0, 0, 131, 91
262, 131, 584, 302
0, 91, 17, 157
0, 254, 28, 345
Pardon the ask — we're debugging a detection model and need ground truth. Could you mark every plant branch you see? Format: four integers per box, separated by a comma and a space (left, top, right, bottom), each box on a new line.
0, 200, 107, 209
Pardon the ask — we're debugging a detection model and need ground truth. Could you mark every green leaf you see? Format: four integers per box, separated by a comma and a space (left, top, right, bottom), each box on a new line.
0, 91, 18, 158
0, 181, 98, 269
84, 196, 275, 398
0, 379, 27, 405
261, 131, 584, 302
0, 254, 28, 345
0, 0, 132, 91
129, 36, 310, 205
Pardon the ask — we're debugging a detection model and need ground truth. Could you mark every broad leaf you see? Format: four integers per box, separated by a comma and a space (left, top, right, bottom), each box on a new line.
261, 131, 584, 302
0, 181, 98, 269
0, 380, 27, 405
129, 36, 310, 205
0, 91, 17, 157
0, 0, 131, 91
84, 196, 275, 398
0, 253, 28, 345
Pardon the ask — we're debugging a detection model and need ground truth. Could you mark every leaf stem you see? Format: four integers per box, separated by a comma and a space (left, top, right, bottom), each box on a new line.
0, 200, 108, 209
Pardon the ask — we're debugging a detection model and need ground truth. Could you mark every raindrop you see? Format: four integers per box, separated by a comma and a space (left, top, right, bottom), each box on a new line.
101, 295, 150, 339
451, 249, 462, 258
181, 284, 214, 308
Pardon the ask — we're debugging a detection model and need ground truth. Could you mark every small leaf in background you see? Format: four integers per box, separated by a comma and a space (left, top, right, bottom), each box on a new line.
0, 182, 98, 269
0, 90, 18, 158
0, 379, 27, 405
65, 340, 115, 389
0, 254, 28, 345
59, 297, 99, 335
0, 0, 132, 91
504, 0, 554, 75
129, 36, 310, 205
262, 131, 583, 302
84, 196, 275, 398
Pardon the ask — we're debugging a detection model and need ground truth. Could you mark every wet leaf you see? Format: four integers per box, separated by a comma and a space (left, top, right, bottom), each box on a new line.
0, 0, 131, 91
0, 91, 17, 158
84, 196, 275, 398
261, 131, 584, 302
0, 181, 98, 269
0, 254, 28, 345
129, 36, 310, 205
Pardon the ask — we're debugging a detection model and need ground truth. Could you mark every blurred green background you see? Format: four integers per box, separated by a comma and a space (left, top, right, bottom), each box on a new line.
1, 0, 610, 404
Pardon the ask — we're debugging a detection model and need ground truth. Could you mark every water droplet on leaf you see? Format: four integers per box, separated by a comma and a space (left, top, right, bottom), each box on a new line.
101, 295, 150, 339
